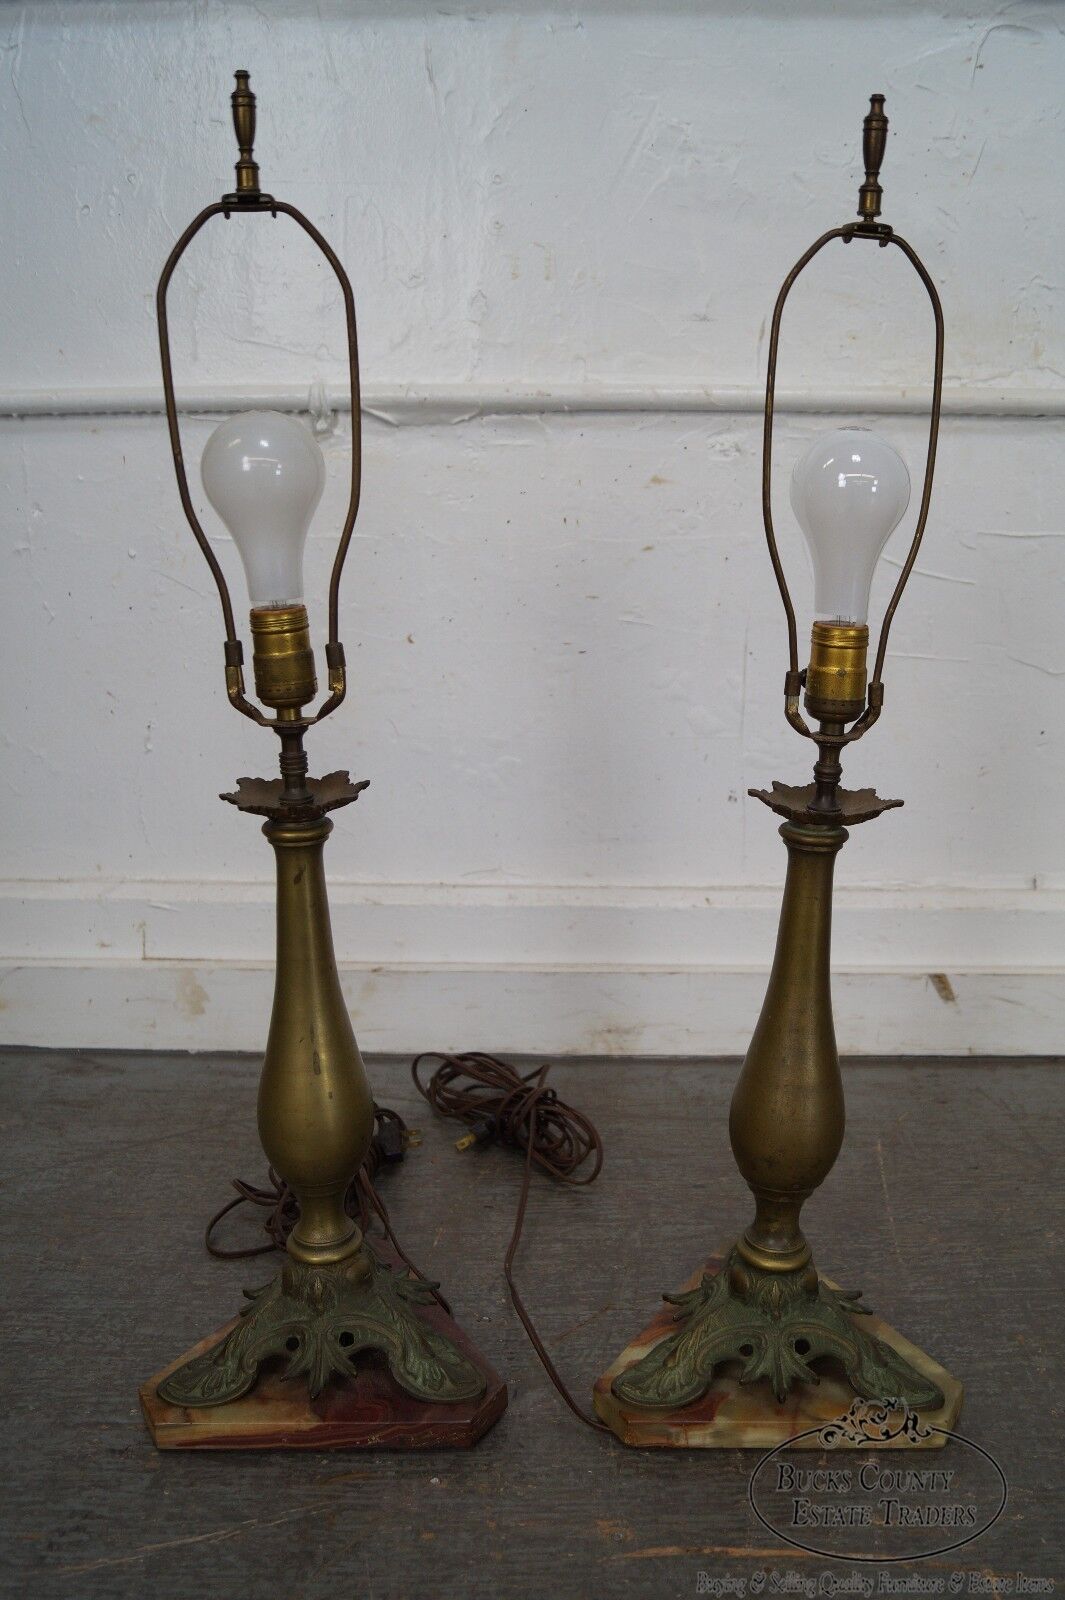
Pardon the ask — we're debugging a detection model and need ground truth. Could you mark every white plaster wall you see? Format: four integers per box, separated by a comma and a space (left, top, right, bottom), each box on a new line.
1, 1, 1063, 1053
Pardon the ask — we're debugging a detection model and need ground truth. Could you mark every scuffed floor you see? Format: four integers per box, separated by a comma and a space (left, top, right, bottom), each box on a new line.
2, 1048, 1062, 1597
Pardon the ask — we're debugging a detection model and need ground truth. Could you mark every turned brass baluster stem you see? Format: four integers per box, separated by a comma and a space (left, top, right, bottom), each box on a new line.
729, 820, 847, 1275
259, 813, 375, 1267
156, 781, 491, 1412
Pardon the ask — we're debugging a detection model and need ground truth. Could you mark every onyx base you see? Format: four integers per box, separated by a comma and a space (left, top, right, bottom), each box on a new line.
594, 1252, 962, 1450
141, 1252, 507, 1451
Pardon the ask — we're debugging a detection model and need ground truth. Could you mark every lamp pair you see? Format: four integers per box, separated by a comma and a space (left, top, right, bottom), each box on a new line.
142, 77, 960, 1454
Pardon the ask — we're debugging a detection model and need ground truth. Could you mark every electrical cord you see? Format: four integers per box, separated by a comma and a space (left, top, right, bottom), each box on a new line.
411, 1050, 608, 1432
203, 1054, 608, 1428
203, 1103, 452, 1311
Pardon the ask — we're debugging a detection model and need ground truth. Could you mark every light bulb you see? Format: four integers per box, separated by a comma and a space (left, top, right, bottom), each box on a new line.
201, 411, 325, 609
789, 428, 910, 625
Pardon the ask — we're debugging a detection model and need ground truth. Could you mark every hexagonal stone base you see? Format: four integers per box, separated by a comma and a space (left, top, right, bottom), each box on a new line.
142, 1297, 506, 1451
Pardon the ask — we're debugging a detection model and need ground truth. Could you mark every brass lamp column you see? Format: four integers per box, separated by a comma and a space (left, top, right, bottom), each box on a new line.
142, 74, 502, 1444
596, 98, 961, 1446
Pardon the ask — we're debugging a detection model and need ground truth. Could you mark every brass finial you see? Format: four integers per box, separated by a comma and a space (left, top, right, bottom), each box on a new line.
858, 93, 888, 220
231, 69, 260, 195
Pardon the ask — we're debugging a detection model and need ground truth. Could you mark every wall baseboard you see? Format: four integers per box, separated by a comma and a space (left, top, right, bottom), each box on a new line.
1, 958, 1062, 1057
2, 879, 1062, 1055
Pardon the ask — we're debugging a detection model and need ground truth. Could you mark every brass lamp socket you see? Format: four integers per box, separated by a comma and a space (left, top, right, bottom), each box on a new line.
804, 621, 869, 722
250, 604, 318, 710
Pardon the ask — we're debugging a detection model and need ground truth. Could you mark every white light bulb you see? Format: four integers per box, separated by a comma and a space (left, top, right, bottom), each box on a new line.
201, 411, 325, 609
789, 428, 910, 625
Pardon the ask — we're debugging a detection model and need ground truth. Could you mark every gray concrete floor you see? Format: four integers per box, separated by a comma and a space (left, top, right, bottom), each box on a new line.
2, 1049, 1063, 1599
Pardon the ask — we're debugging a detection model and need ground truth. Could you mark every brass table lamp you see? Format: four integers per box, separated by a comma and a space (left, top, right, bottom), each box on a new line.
140, 73, 505, 1450
595, 97, 963, 1449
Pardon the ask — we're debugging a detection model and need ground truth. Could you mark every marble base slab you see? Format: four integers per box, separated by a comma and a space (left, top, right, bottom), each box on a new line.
594, 1252, 962, 1450
141, 1270, 507, 1451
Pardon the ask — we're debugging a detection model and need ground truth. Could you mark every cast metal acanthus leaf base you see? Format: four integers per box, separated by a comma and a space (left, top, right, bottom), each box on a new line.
610, 1248, 944, 1412
157, 1248, 488, 1409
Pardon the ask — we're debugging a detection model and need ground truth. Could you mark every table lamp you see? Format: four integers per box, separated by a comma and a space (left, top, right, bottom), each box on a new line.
140, 72, 506, 1451
594, 97, 963, 1450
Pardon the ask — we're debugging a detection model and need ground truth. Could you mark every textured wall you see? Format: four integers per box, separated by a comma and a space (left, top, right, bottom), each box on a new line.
2, 2, 1063, 1053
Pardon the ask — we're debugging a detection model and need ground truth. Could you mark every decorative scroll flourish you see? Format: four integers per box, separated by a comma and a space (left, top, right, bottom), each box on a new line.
819, 1396, 934, 1448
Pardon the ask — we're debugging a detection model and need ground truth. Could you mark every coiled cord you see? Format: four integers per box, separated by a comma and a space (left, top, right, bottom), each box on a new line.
412, 1051, 607, 1431
203, 1104, 451, 1309
411, 1050, 602, 1182
203, 1054, 607, 1427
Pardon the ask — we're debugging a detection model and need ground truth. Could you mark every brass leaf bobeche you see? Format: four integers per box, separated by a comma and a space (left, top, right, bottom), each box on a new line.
152, 72, 486, 1417
221, 770, 369, 819
748, 781, 902, 829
